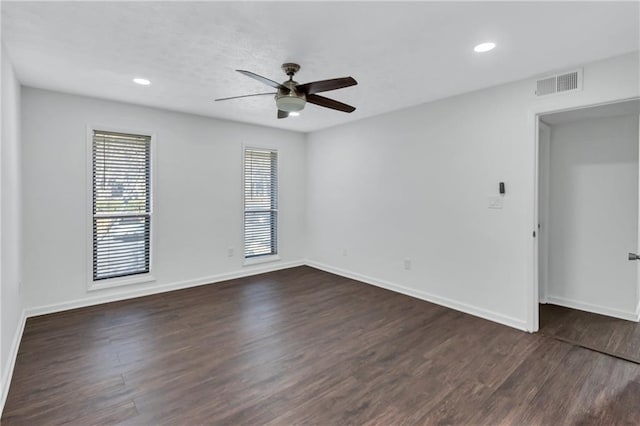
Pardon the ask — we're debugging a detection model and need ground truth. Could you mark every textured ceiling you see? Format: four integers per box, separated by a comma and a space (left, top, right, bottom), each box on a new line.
2, 1, 639, 132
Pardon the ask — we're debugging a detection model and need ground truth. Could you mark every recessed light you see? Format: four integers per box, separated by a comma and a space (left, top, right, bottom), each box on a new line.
289, 112, 300, 117
133, 78, 151, 86
474, 42, 496, 53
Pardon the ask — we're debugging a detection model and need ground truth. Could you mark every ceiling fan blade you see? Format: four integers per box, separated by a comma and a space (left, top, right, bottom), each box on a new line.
236, 70, 287, 90
296, 77, 357, 95
306, 94, 356, 113
278, 110, 289, 119
215, 92, 276, 101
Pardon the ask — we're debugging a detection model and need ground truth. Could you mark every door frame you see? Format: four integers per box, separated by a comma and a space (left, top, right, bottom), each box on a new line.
537, 121, 551, 305
528, 96, 640, 332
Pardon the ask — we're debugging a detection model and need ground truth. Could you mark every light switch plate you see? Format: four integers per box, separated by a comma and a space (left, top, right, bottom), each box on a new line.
488, 195, 503, 209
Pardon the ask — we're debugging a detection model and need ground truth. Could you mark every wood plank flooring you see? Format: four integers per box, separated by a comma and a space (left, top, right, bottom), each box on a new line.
540, 303, 640, 363
4, 266, 640, 425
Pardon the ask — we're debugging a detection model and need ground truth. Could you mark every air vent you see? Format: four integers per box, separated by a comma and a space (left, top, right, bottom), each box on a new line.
535, 69, 582, 96
536, 77, 557, 96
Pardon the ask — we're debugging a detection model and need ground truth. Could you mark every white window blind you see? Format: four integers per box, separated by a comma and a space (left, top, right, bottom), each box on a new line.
93, 130, 151, 280
244, 148, 278, 258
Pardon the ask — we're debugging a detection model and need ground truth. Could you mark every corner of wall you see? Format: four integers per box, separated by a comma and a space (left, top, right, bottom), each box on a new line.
301, 131, 313, 261
1, 44, 26, 418
0, 310, 26, 415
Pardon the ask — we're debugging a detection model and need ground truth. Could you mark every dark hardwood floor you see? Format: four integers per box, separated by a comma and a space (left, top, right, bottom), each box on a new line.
4, 266, 640, 425
540, 303, 640, 363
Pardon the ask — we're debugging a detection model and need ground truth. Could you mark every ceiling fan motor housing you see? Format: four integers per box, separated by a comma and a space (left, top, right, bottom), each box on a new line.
275, 80, 306, 112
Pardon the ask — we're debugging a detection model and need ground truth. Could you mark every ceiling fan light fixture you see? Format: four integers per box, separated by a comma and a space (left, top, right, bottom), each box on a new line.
216, 63, 357, 119
275, 95, 306, 112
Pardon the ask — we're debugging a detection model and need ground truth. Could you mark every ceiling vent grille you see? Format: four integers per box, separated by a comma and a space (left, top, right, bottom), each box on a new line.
535, 69, 582, 96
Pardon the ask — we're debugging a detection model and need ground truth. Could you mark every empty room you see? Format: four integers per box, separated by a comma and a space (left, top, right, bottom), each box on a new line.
1, 1, 639, 425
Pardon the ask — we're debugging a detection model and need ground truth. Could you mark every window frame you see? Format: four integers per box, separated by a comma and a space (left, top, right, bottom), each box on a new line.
86, 124, 156, 291
242, 145, 280, 266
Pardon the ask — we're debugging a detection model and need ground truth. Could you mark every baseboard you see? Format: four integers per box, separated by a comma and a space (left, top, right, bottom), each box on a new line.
26, 259, 305, 318
636, 299, 640, 322
546, 295, 638, 322
305, 260, 529, 331
24, 257, 530, 337
1, 309, 27, 415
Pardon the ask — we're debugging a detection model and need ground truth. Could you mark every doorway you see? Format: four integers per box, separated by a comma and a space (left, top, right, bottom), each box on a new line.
537, 99, 640, 361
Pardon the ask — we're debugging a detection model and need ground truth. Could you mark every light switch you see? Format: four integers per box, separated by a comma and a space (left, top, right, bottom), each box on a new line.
488, 195, 503, 209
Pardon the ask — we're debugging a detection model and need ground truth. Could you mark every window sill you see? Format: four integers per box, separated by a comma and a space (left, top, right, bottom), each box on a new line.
243, 255, 281, 267
88, 274, 156, 292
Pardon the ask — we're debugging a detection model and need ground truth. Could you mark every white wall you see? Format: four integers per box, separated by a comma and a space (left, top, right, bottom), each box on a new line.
21, 88, 306, 312
1, 47, 23, 404
545, 114, 639, 318
306, 52, 639, 330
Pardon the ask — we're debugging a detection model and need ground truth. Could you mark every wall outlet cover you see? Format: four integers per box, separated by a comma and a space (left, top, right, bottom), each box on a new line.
488, 195, 503, 209
403, 258, 412, 270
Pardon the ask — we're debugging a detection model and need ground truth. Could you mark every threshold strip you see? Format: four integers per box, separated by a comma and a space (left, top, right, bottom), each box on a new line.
541, 332, 640, 365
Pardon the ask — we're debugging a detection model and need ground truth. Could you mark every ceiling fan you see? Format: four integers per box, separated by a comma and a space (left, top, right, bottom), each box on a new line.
215, 63, 357, 119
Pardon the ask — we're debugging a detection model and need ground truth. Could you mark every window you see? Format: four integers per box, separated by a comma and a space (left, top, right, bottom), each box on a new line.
92, 130, 151, 281
244, 148, 278, 259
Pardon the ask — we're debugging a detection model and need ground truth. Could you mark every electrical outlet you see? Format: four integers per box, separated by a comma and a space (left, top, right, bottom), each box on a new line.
488, 195, 503, 209
227, 247, 234, 257
404, 258, 411, 270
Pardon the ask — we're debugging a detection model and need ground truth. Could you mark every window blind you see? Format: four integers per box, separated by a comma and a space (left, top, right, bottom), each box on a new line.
93, 130, 151, 280
244, 148, 278, 258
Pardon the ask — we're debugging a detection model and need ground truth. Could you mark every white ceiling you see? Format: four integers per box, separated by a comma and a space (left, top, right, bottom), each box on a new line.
541, 99, 640, 125
2, 1, 639, 133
